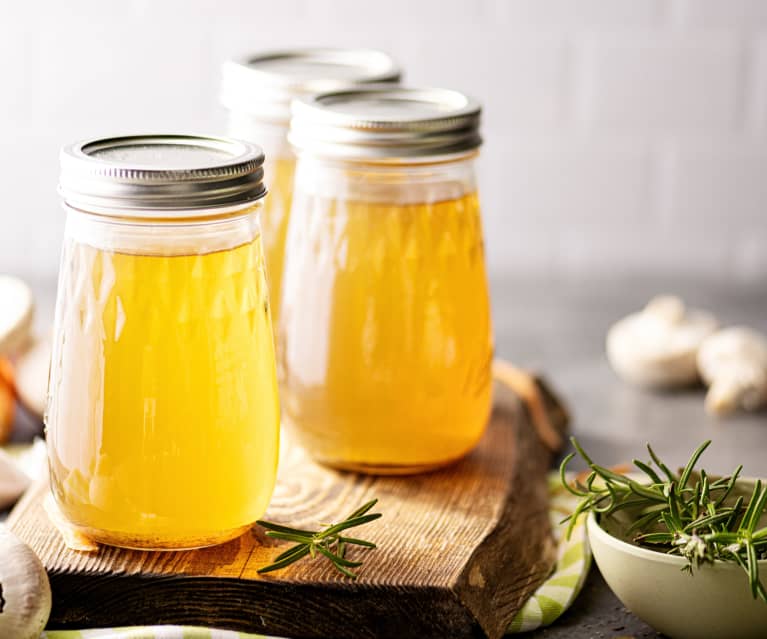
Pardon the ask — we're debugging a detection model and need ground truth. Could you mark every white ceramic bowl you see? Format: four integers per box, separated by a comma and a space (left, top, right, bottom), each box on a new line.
588, 510, 767, 639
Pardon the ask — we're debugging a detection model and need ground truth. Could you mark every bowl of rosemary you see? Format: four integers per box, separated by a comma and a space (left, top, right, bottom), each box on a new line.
562, 439, 767, 639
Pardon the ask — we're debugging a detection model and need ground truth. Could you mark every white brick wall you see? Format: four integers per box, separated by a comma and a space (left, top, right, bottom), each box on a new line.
668, 141, 767, 224
575, 33, 742, 132
674, 0, 767, 28
493, 0, 667, 27
0, 0, 764, 282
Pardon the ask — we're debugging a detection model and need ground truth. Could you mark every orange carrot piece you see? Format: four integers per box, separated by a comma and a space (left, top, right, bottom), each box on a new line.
0, 371, 14, 444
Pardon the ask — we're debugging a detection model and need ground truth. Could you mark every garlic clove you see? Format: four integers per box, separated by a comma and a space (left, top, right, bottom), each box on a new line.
0, 526, 51, 639
14, 337, 51, 421
607, 295, 718, 388
0, 275, 34, 357
697, 327, 767, 415
0, 448, 31, 510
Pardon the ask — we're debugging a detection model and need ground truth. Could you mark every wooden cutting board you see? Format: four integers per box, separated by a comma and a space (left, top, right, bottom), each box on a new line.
7, 376, 567, 639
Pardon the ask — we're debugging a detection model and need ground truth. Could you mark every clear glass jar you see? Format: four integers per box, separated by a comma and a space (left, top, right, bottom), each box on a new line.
48, 135, 280, 550
220, 48, 400, 329
280, 88, 494, 474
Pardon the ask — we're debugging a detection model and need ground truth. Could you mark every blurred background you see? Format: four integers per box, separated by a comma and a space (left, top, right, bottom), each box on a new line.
1, 0, 765, 286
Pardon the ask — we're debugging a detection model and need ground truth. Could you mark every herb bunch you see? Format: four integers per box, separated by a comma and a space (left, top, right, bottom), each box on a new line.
561, 439, 767, 602
257, 499, 381, 579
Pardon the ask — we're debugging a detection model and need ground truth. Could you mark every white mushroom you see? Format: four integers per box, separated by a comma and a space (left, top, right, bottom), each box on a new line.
0, 439, 44, 511
0, 275, 34, 357
14, 337, 51, 421
0, 448, 31, 510
12, 438, 48, 484
0, 526, 52, 639
606, 295, 718, 388
697, 327, 767, 415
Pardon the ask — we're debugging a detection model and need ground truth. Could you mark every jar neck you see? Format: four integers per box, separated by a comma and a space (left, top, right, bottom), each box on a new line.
62, 203, 263, 256
291, 152, 479, 205
226, 111, 292, 161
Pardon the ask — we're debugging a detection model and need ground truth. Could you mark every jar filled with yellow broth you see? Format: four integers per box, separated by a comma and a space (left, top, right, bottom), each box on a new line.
281, 87, 494, 474
48, 135, 280, 550
219, 49, 401, 328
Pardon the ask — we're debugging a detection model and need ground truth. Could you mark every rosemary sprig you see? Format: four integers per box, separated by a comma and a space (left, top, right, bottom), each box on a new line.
256, 499, 381, 579
561, 438, 767, 603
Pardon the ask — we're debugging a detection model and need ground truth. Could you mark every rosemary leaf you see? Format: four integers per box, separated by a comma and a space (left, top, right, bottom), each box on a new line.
560, 453, 585, 497
315, 545, 363, 568
258, 545, 311, 573
256, 520, 316, 536
347, 499, 379, 519
678, 440, 711, 492
633, 459, 663, 485
714, 465, 744, 508
740, 481, 764, 534
273, 543, 311, 564
339, 536, 377, 548
626, 508, 666, 536
265, 531, 316, 545
256, 499, 381, 578
745, 482, 767, 534
317, 513, 382, 539
647, 443, 676, 483
683, 510, 738, 533
636, 532, 675, 545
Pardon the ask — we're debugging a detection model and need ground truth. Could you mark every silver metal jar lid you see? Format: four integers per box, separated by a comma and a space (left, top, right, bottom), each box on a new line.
288, 86, 482, 161
220, 48, 401, 123
59, 134, 266, 216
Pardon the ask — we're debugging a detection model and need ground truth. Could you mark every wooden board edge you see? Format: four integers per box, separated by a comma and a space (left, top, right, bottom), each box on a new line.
46, 573, 489, 639
452, 382, 562, 639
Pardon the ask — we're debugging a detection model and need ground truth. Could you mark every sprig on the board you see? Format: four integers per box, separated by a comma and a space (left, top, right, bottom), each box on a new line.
560, 438, 767, 603
256, 499, 381, 579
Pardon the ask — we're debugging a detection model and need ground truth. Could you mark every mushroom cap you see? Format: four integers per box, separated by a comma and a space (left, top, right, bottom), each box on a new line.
697, 326, 767, 387
0, 275, 34, 357
607, 295, 718, 388
0, 527, 52, 639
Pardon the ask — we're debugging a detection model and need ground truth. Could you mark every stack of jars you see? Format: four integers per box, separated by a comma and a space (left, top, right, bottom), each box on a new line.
48, 48, 494, 550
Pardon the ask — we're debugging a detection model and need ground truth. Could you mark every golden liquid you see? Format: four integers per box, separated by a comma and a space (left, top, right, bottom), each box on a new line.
261, 156, 296, 329
47, 234, 280, 549
279, 191, 493, 472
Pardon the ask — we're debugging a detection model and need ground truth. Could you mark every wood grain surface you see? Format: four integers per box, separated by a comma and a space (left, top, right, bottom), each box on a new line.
7, 379, 566, 639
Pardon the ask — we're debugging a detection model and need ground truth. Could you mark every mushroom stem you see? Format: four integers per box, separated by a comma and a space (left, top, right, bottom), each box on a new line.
697, 327, 767, 416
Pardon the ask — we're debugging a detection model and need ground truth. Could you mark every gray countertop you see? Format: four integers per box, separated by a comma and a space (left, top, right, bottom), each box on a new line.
492, 275, 767, 639
6, 275, 767, 638
493, 275, 767, 476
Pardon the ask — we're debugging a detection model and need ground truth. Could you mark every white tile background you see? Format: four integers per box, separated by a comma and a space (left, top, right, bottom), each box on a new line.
0, 0, 765, 282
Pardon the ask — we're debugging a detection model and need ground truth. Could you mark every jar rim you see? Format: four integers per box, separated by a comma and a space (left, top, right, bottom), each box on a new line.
59, 134, 267, 217
288, 86, 482, 160
220, 48, 401, 123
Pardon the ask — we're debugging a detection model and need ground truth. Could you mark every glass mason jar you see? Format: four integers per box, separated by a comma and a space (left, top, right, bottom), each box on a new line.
280, 87, 494, 474
48, 135, 280, 550
219, 48, 400, 329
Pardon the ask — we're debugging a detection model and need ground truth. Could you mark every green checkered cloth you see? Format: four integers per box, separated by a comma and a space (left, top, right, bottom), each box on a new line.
40, 473, 590, 638
507, 473, 591, 632
42, 631, 261, 638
